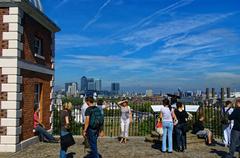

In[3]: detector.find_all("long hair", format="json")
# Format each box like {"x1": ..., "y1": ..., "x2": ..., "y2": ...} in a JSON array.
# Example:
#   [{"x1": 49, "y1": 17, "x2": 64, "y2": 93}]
[
  {"x1": 63, "y1": 102, "x2": 73, "y2": 110},
  {"x1": 163, "y1": 98, "x2": 171, "y2": 111}
]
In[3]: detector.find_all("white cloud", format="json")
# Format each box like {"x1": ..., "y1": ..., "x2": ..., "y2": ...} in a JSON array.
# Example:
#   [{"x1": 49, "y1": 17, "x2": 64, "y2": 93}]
[
  {"x1": 120, "y1": 13, "x2": 235, "y2": 56},
  {"x1": 56, "y1": 34, "x2": 114, "y2": 49},
  {"x1": 206, "y1": 72, "x2": 240, "y2": 79}
]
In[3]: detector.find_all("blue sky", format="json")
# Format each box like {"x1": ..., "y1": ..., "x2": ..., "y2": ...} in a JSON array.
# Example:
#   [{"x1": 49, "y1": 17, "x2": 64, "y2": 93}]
[{"x1": 42, "y1": 0, "x2": 240, "y2": 92}]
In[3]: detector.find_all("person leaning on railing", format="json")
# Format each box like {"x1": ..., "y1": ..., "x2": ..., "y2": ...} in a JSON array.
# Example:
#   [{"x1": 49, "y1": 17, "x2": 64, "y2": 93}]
[
  {"x1": 192, "y1": 115, "x2": 214, "y2": 146},
  {"x1": 117, "y1": 99, "x2": 132, "y2": 144}
]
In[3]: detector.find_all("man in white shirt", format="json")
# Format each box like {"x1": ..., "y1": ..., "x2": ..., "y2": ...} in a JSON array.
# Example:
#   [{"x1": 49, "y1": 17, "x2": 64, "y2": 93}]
[{"x1": 81, "y1": 98, "x2": 89, "y2": 148}]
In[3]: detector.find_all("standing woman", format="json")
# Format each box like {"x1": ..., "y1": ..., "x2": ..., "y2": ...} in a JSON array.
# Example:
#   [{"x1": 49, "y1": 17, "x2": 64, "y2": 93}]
[
  {"x1": 160, "y1": 98, "x2": 176, "y2": 153},
  {"x1": 174, "y1": 102, "x2": 189, "y2": 152},
  {"x1": 60, "y1": 102, "x2": 73, "y2": 158},
  {"x1": 222, "y1": 100, "x2": 234, "y2": 147},
  {"x1": 117, "y1": 100, "x2": 132, "y2": 144}
]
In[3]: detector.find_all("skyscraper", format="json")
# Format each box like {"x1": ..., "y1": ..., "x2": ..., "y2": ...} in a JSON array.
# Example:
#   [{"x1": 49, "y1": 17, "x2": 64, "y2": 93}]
[
  {"x1": 81, "y1": 76, "x2": 88, "y2": 91},
  {"x1": 65, "y1": 82, "x2": 78, "y2": 96},
  {"x1": 88, "y1": 78, "x2": 95, "y2": 91},
  {"x1": 95, "y1": 79, "x2": 102, "y2": 91},
  {"x1": 65, "y1": 82, "x2": 72, "y2": 92},
  {"x1": 111, "y1": 83, "x2": 120, "y2": 94}
]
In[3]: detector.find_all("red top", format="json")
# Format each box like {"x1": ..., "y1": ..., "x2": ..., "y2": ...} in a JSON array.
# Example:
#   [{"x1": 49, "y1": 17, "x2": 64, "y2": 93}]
[
  {"x1": 156, "y1": 121, "x2": 162, "y2": 128},
  {"x1": 33, "y1": 112, "x2": 39, "y2": 129}
]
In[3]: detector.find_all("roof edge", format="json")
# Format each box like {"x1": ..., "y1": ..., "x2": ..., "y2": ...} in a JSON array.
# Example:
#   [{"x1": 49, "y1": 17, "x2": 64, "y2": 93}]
[{"x1": 0, "y1": 0, "x2": 60, "y2": 32}]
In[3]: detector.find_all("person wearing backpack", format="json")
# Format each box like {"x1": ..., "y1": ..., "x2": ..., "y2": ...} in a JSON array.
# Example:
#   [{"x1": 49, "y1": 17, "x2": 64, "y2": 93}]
[
  {"x1": 221, "y1": 101, "x2": 234, "y2": 147},
  {"x1": 83, "y1": 96, "x2": 104, "y2": 158}
]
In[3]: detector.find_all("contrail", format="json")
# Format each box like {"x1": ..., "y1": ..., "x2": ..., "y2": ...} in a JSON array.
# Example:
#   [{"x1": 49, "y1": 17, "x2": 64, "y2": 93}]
[
  {"x1": 108, "y1": 0, "x2": 194, "y2": 39},
  {"x1": 55, "y1": 0, "x2": 70, "y2": 9},
  {"x1": 83, "y1": 0, "x2": 112, "y2": 31}
]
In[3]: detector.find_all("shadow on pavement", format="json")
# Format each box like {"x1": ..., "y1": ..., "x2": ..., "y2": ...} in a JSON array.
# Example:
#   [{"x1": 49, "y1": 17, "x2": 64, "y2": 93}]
[
  {"x1": 151, "y1": 142, "x2": 161, "y2": 150},
  {"x1": 210, "y1": 148, "x2": 228, "y2": 158},
  {"x1": 67, "y1": 152, "x2": 76, "y2": 158}
]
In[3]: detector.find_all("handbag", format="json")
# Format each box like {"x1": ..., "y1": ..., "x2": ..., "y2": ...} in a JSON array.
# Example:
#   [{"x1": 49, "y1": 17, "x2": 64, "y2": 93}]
[{"x1": 60, "y1": 132, "x2": 75, "y2": 148}]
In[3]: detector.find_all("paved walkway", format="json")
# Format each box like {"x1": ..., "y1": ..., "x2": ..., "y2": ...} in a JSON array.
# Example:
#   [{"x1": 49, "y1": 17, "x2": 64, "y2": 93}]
[{"x1": 0, "y1": 136, "x2": 235, "y2": 158}]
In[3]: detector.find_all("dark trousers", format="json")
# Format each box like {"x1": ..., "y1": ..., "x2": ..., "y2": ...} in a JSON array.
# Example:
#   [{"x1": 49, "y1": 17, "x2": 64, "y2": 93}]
[
  {"x1": 87, "y1": 128, "x2": 99, "y2": 158},
  {"x1": 35, "y1": 125, "x2": 55, "y2": 141},
  {"x1": 175, "y1": 124, "x2": 187, "y2": 150},
  {"x1": 228, "y1": 130, "x2": 240, "y2": 157}
]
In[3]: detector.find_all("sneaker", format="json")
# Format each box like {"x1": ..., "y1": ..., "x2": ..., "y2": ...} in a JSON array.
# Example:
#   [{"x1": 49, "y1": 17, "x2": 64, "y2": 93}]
[{"x1": 207, "y1": 143, "x2": 216, "y2": 146}]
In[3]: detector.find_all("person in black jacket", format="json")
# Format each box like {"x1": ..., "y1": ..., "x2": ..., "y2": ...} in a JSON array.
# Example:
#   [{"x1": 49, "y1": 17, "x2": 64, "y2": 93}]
[
  {"x1": 226, "y1": 98, "x2": 240, "y2": 158},
  {"x1": 175, "y1": 102, "x2": 189, "y2": 152},
  {"x1": 192, "y1": 115, "x2": 214, "y2": 146}
]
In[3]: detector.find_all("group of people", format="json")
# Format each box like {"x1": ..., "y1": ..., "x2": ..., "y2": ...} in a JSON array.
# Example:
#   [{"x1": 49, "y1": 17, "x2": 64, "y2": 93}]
[
  {"x1": 222, "y1": 98, "x2": 240, "y2": 158},
  {"x1": 156, "y1": 98, "x2": 193, "y2": 153},
  {"x1": 33, "y1": 96, "x2": 240, "y2": 158}
]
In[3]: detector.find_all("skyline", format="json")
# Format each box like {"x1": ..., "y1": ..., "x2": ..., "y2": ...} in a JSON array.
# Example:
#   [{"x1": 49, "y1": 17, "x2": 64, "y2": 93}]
[{"x1": 42, "y1": 0, "x2": 240, "y2": 91}]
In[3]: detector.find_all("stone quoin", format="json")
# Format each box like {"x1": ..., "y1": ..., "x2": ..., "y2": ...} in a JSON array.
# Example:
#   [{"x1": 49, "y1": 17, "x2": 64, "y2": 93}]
[{"x1": 0, "y1": 0, "x2": 60, "y2": 152}]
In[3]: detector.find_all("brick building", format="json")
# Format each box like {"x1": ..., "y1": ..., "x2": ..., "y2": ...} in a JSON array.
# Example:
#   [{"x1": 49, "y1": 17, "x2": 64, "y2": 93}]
[{"x1": 0, "y1": 0, "x2": 60, "y2": 152}]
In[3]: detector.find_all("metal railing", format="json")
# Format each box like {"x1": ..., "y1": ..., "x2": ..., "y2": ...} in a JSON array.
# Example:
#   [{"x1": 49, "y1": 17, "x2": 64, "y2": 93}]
[
  {"x1": 52, "y1": 102, "x2": 223, "y2": 139},
  {"x1": 52, "y1": 102, "x2": 156, "y2": 136}
]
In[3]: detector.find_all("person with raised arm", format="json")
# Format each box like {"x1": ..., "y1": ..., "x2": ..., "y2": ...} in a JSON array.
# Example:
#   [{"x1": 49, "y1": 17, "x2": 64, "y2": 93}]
[{"x1": 117, "y1": 99, "x2": 132, "y2": 144}]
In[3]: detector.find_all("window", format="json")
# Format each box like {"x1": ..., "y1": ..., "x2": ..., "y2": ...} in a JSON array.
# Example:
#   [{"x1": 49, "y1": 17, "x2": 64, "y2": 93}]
[
  {"x1": 34, "y1": 36, "x2": 43, "y2": 56},
  {"x1": 34, "y1": 84, "x2": 42, "y2": 108}
]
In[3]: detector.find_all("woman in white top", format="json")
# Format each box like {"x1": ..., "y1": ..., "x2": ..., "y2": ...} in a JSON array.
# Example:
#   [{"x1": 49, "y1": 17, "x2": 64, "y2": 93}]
[
  {"x1": 160, "y1": 98, "x2": 176, "y2": 153},
  {"x1": 222, "y1": 100, "x2": 234, "y2": 147},
  {"x1": 117, "y1": 100, "x2": 132, "y2": 144}
]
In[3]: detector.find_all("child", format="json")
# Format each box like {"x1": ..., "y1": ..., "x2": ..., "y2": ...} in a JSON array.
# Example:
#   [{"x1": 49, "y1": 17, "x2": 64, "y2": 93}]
[{"x1": 156, "y1": 117, "x2": 163, "y2": 136}]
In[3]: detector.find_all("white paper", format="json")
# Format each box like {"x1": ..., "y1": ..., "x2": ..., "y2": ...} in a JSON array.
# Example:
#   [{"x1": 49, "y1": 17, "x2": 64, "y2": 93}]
[
  {"x1": 185, "y1": 105, "x2": 200, "y2": 112},
  {"x1": 151, "y1": 105, "x2": 200, "y2": 112}
]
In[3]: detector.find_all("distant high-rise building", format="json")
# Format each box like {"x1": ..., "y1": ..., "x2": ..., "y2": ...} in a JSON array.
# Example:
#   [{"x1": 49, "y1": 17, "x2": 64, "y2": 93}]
[
  {"x1": 65, "y1": 82, "x2": 72, "y2": 92},
  {"x1": 66, "y1": 82, "x2": 78, "y2": 96},
  {"x1": 111, "y1": 83, "x2": 120, "y2": 94},
  {"x1": 88, "y1": 78, "x2": 95, "y2": 91},
  {"x1": 81, "y1": 76, "x2": 88, "y2": 91},
  {"x1": 95, "y1": 79, "x2": 102, "y2": 91}
]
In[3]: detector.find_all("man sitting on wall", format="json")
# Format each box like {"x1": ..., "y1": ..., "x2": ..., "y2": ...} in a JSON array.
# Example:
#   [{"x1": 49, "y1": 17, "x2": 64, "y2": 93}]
[
  {"x1": 192, "y1": 115, "x2": 214, "y2": 146},
  {"x1": 34, "y1": 106, "x2": 58, "y2": 143}
]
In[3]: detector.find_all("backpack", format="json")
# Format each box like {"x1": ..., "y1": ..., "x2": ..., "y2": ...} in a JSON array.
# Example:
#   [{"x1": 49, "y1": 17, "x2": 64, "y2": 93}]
[
  {"x1": 89, "y1": 106, "x2": 104, "y2": 130},
  {"x1": 221, "y1": 107, "x2": 231, "y2": 124}
]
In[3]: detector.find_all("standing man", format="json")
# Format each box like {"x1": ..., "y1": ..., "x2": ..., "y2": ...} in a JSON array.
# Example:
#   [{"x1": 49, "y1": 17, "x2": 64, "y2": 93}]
[
  {"x1": 226, "y1": 98, "x2": 240, "y2": 158},
  {"x1": 81, "y1": 97, "x2": 89, "y2": 147},
  {"x1": 84, "y1": 96, "x2": 104, "y2": 158}
]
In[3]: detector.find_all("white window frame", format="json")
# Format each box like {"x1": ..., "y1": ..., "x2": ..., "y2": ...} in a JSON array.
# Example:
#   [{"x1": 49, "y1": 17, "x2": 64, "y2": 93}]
[
  {"x1": 34, "y1": 84, "x2": 42, "y2": 108},
  {"x1": 34, "y1": 36, "x2": 45, "y2": 60}
]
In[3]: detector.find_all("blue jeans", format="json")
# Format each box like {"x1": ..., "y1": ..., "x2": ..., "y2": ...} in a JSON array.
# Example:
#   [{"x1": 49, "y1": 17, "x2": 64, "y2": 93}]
[
  {"x1": 227, "y1": 130, "x2": 240, "y2": 158},
  {"x1": 87, "y1": 128, "x2": 99, "y2": 158},
  {"x1": 35, "y1": 125, "x2": 55, "y2": 141},
  {"x1": 175, "y1": 123, "x2": 186, "y2": 150},
  {"x1": 60, "y1": 131, "x2": 69, "y2": 158},
  {"x1": 162, "y1": 121, "x2": 173, "y2": 152}
]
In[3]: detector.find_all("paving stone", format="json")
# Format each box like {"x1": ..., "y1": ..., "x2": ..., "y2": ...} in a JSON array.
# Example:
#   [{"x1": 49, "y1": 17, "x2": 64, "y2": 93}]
[{"x1": 0, "y1": 137, "x2": 238, "y2": 158}]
